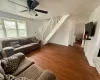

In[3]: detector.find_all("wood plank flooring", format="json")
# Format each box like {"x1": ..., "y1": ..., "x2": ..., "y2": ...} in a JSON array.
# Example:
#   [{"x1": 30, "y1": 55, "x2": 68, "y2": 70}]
[{"x1": 25, "y1": 43, "x2": 100, "y2": 80}]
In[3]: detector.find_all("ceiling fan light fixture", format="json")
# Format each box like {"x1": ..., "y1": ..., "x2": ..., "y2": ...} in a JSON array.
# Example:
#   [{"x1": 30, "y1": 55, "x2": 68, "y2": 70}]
[{"x1": 35, "y1": 14, "x2": 38, "y2": 16}]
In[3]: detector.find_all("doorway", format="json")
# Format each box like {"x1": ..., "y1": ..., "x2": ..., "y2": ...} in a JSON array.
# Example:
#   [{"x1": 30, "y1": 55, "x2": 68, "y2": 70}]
[
  {"x1": 73, "y1": 23, "x2": 85, "y2": 47},
  {"x1": 74, "y1": 35, "x2": 83, "y2": 47}
]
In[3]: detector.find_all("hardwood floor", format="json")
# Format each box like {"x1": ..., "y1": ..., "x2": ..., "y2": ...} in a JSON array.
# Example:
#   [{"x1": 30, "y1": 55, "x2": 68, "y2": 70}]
[{"x1": 25, "y1": 43, "x2": 100, "y2": 80}]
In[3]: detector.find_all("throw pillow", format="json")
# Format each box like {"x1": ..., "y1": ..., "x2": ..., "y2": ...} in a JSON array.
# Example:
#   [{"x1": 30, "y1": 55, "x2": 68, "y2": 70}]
[
  {"x1": 5, "y1": 74, "x2": 33, "y2": 80},
  {"x1": 31, "y1": 37, "x2": 38, "y2": 43},
  {"x1": 1, "y1": 56, "x2": 20, "y2": 74},
  {"x1": 27, "y1": 37, "x2": 33, "y2": 43}
]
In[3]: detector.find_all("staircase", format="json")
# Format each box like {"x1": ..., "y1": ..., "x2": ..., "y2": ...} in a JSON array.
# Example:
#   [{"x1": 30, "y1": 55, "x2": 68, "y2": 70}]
[{"x1": 42, "y1": 15, "x2": 69, "y2": 44}]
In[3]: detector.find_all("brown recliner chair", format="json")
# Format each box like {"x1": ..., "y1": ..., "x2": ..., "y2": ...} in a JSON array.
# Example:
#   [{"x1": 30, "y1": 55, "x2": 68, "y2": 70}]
[{"x1": 0, "y1": 53, "x2": 56, "y2": 80}]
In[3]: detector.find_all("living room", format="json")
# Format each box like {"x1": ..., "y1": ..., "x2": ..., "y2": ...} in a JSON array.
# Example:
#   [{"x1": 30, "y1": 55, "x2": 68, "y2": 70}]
[{"x1": 0, "y1": 0, "x2": 100, "y2": 80}]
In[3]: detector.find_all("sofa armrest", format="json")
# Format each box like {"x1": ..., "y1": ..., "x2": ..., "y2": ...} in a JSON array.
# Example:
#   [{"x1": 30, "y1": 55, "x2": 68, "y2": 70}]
[
  {"x1": 37, "y1": 70, "x2": 56, "y2": 80},
  {"x1": 2, "y1": 47, "x2": 15, "y2": 58},
  {"x1": 37, "y1": 40, "x2": 42, "y2": 44}
]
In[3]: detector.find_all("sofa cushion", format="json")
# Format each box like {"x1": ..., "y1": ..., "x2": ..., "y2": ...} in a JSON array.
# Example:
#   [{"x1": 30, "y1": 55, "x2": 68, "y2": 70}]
[
  {"x1": 12, "y1": 58, "x2": 34, "y2": 76},
  {"x1": 23, "y1": 43, "x2": 38, "y2": 48},
  {"x1": 14, "y1": 46, "x2": 26, "y2": 51},
  {"x1": 10, "y1": 41, "x2": 20, "y2": 48},
  {"x1": 1, "y1": 56, "x2": 20, "y2": 74},
  {"x1": 14, "y1": 45, "x2": 30, "y2": 53},
  {"x1": 14, "y1": 43, "x2": 38, "y2": 53},
  {"x1": 23, "y1": 43, "x2": 39, "y2": 51},
  {"x1": 19, "y1": 38, "x2": 30, "y2": 45},
  {"x1": 17, "y1": 64, "x2": 43, "y2": 80}
]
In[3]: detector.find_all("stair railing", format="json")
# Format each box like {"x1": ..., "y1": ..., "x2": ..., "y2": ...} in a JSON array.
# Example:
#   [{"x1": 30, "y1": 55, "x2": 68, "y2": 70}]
[{"x1": 42, "y1": 16, "x2": 61, "y2": 41}]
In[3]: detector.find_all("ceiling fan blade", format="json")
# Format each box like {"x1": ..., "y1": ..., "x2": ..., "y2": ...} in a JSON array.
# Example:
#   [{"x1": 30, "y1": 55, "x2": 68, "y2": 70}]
[
  {"x1": 8, "y1": 0, "x2": 28, "y2": 9},
  {"x1": 35, "y1": 9, "x2": 48, "y2": 14},
  {"x1": 20, "y1": 10, "x2": 28, "y2": 12}
]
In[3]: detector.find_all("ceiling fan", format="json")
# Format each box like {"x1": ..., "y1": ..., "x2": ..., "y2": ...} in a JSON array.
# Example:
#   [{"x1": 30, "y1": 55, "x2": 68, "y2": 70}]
[{"x1": 8, "y1": 0, "x2": 48, "y2": 16}]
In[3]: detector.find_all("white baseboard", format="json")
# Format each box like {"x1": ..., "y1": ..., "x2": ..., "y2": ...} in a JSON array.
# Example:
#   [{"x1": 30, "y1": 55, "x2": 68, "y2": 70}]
[{"x1": 85, "y1": 53, "x2": 95, "y2": 67}]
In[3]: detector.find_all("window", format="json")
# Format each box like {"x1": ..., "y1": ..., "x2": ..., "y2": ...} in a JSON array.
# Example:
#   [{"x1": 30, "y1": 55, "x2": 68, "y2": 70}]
[
  {"x1": 0, "y1": 19, "x2": 4, "y2": 38},
  {"x1": 0, "y1": 17, "x2": 27, "y2": 38},
  {"x1": 4, "y1": 20, "x2": 17, "y2": 37},
  {"x1": 17, "y1": 21, "x2": 27, "y2": 37},
  {"x1": 0, "y1": 25, "x2": 4, "y2": 38}
]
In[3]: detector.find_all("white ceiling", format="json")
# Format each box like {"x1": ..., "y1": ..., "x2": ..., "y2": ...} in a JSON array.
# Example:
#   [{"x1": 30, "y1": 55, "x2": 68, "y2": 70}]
[{"x1": 0, "y1": 0, "x2": 100, "y2": 21}]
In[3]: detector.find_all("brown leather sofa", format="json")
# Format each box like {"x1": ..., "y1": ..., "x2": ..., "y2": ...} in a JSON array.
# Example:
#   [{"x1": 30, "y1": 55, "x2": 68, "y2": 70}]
[
  {"x1": 1, "y1": 37, "x2": 41, "y2": 57},
  {"x1": 0, "y1": 53, "x2": 56, "y2": 80}
]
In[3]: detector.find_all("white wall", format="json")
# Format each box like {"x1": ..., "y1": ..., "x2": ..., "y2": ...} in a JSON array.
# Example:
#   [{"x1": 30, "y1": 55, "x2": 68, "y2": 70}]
[
  {"x1": 75, "y1": 23, "x2": 85, "y2": 40},
  {"x1": 0, "y1": 11, "x2": 45, "y2": 49},
  {"x1": 49, "y1": 18, "x2": 76, "y2": 46},
  {"x1": 68, "y1": 19, "x2": 76, "y2": 46},
  {"x1": 84, "y1": 5, "x2": 100, "y2": 67}
]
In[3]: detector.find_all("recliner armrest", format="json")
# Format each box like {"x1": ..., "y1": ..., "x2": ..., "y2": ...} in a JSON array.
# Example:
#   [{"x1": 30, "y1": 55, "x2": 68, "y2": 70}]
[
  {"x1": 12, "y1": 57, "x2": 34, "y2": 76},
  {"x1": 37, "y1": 70, "x2": 56, "y2": 80},
  {"x1": 14, "y1": 52, "x2": 25, "y2": 61}
]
